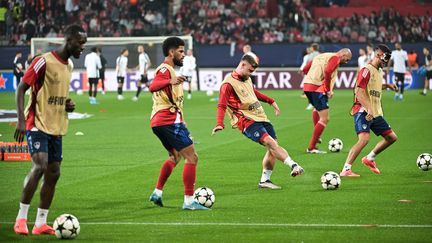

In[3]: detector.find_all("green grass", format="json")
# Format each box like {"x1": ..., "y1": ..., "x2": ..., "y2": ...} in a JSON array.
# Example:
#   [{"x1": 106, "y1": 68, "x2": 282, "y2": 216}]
[{"x1": 0, "y1": 90, "x2": 431, "y2": 242}]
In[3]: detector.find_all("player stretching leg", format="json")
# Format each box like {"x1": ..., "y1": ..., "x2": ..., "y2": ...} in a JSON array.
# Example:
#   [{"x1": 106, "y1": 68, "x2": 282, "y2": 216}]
[
  {"x1": 212, "y1": 53, "x2": 304, "y2": 190},
  {"x1": 14, "y1": 25, "x2": 86, "y2": 235},
  {"x1": 340, "y1": 44, "x2": 398, "y2": 177},
  {"x1": 302, "y1": 48, "x2": 352, "y2": 154},
  {"x1": 148, "y1": 37, "x2": 208, "y2": 210}
]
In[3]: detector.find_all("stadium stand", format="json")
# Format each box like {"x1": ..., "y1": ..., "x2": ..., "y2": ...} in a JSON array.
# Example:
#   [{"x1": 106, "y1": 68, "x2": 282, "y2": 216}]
[{"x1": 1, "y1": 0, "x2": 431, "y2": 46}]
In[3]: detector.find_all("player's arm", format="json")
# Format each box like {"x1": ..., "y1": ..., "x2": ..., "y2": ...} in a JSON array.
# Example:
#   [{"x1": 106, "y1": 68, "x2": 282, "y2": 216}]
[
  {"x1": 15, "y1": 57, "x2": 45, "y2": 142},
  {"x1": 355, "y1": 68, "x2": 373, "y2": 120},
  {"x1": 324, "y1": 56, "x2": 340, "y2": 92},
  {"x1": 146, "y1": 55, "x2": 151, "y2": 73},
  {"x1": 97, "y1": 55, "x2": 102, "y2": 69},
  {"x1": 115, "y1": 57, "x2": 119, "y2": 74},
  {"x1": 254, "y1": 89, "x2": 280, "y2": 116},
  {"x1": 302, "y1": 60, "x2": 312, "y2": 75},
  {"x1": 406, "y1": 52, "x2": 412, "y2": 72},
  {"x1": 386, "y1": 56, "x2": 393, "y2": 74},
  {"x1": 149, "y1": 68, "x2": 186, "y2": 92},
  {"x1": 426, "y1": 55, "x2": 432, "y2": 68},
  {"x1": 212, "y1": 83, "x2": 232, "y2": 135}
]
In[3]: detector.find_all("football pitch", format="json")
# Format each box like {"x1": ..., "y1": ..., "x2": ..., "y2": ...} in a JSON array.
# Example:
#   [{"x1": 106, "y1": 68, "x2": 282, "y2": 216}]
[{"x1": 0, "y1": 90, "x2": 431, "y2": 242}]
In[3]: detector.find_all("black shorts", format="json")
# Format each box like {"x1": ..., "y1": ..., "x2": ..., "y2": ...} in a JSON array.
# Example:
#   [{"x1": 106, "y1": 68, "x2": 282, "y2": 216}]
[
  {"x1": 426, "y1": 70, "x2": 432, "y2": 80},
  {"x1": 304, "y1": 91, "x2": 329, "y2": 111},
  {"x1": 394, "y1": 72, "x2": 405, "y2": 83},
  {"x1": 152, "y1": 123, "x2": 193, "y2": 152},
  {"x1": 26, "y1": 130, "x2": 63, "y2": 163},
  {"x1": 354, "y1": 112, "x2": 392, "y2": 136},
  {"x1": 88, "y1": 78, "x2": 99, "y2": 85},
  {"x1": 140, "y1": 75, "x2": 149, "y2": 84},
  {"x1": 99, "y1": 71, "x2": 105, "y2": 80},
  {"x1": 117, "y1": 76, "x2": 125, "y2": 83}
]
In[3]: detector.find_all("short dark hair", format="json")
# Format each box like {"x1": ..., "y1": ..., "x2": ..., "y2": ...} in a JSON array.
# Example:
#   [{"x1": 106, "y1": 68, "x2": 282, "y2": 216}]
[
  {"x1": 162, "y1": 37, "x2": 185, "y2": 57},
  {"x1": 241, "y1": 53, "x2": 259, "y2": 68},
  {"x1": 64, "y1": 25, "x2": 85, "y2": 39},
  {"x1": 311, "y1": 43, "x2": 319, "y2": 51},
  {"x1": 121, "y1": 48, "x2": 128, "y2": 54},
  {"x1": 90, "y1": 47, "x2": 98, "y2": 52}
]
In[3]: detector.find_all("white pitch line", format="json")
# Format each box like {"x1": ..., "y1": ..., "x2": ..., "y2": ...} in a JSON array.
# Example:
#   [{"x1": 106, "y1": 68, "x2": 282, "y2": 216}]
[{"x1": 1, "y1": 221, "x2": 431, "y2": 228}]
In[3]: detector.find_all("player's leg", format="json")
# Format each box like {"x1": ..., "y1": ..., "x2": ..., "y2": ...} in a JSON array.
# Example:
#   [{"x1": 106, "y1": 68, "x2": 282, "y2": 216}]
[
  {"x1": 100, "y1": 75, "x2": 106, "y2": 95},
  {"x1": 340, "y1": 133, "x2": 369, "y2": 177},
  {"x1": 362, "y1": 117, "x2": 397, "y2": 174},
  {"x1": 133, "y1": 76, "x2": 143, "y2": 100},
  {"x1": 258, "y1": 150, "x2": 280, "y2": 189},
  {"x1": 421, "y1": 72, "x2": 431, "y2": 95},
  {"x1": 33, "y1": 135, "x2": 63, "y2": 235},
  {"x1": 399, "y1": 73, "x2": 405, "y2": 99},
  {"x1": 14, "y1": 131, "x2": 49, "y2": 235},
  {"x1": 149, "y1": 126, "x2": 182, "y2": 207},
  {"x1": 187, "y1": 77, "x2": 192, "y2": 100},
  {"x1": 117, "y1": 77, "x2": 124, "y2": 100},
  {"x1": 307, "y1": 108, "x2": 329, "y2": 153}
]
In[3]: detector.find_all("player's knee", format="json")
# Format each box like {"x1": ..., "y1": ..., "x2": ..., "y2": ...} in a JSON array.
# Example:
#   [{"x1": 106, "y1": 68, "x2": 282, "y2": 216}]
[
  {"x1": 320, "y1": 117, "x2": 329, "y2": 124},
  {"x1": 31, "y1": 164, "x2": 47, "y2": 177},
  {"x1": 358, "y1": 138, "x2": 369, "y2": 147},
  {"x1": 189, "y1": 153, "x2": 199, "y2": 164},
  {"x1": 389, "y1": 133, "x2": 398, "y2": 143}
]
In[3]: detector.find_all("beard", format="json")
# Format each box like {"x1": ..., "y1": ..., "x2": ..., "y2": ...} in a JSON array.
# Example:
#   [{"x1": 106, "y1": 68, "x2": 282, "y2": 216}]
[{"x1": 174, "y1": 57, "x2": 183, "y2": 67}]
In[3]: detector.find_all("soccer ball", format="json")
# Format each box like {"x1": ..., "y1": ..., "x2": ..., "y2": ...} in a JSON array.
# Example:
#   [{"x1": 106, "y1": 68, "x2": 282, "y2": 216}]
[
  {"x1": 53, "y1": 214, "x2": 80, "y2": 239},
  {"x1": 194, "y1": 187, "x2": 215, "y2": 208},
  {"x1": 206, "y1": 90, "x2": 214, "y2": 96},
  {"x1": 417, "y1": 153, "x2": 432, "y2": 171},
  {"x1": 321, "y1": 171, "x2": 341, "y2": 190},
  {"x1": 328, "y1": 138, "x2": 343, "y2": 152}
]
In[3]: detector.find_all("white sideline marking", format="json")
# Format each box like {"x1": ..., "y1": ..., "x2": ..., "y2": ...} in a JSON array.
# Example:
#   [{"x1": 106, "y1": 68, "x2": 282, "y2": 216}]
[{"x1": 1, "y1": 221, "x2": 431, "y2": 228}]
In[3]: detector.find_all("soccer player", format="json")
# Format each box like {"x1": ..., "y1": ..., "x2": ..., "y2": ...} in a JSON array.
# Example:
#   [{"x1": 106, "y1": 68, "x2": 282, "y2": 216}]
[
  {"x1": 116, "y1": 48, "x2": 129, "y2": 100},
  {"x1": 358, "y1": 48, "x2": 368, "y2": 69},
  {"x1": 340, "y1": 44, "x2": 398, "y2": 177},
  {"x1": 303, "y1": 48, "x2": 352, "y2": 154},
  {"x1": 13, "y1": 25, "x2": 87, "y2": 235},
  {"x1": 243, "y1": 44, "x2": 258, "y2": 86},
  {"x1": 300, "y1": 43, "x2": 320, "y2": 110},
  {"x1": 211, "y1": 52, "x2": 304, "y2": 190},
  {"x1": 366, "y1": 43, "x2": 375, "y2": 62},
  {"x1": 84, "y1": 47, "x2": 102, "y2": 104},
  {"x1": 387, "y1": 42, "x2": 410, "y2": 101},
  {"x1": 132, "y1": 44, "x2": 151, "y2": 101},
  {"x1": 420, "y1": 47, "x2": 432, "y2": 96},
  {"x1": 148, "y1": 37, "x2": 208, "y2": 210},
  {"x1": 98, "y1": 47, "x2": 107, "y2": 95},
  {"x1": 179, "y1": 49, "x2": 196, "y2": 100}
]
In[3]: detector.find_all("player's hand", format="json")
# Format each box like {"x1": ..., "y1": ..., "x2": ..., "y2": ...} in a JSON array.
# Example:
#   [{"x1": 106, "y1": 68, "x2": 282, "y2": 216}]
[
  {"x1": 386, "y1": 83, "x2": 398, "y2": 91},
  {"x1": 211, "y1": 125, "x2": 224, "y2": 136},
  {"x1": 14, "y1": 120, "x2": 26, "y2": 143},
  {"x1": 271, "y1": 102, "x2": 281, "y2": 116},
  {"x1": 171, "y1": 76, "x2": 186, "y2": 85},
  {"x1": 65, "y1": 98, "x2": 75, "y2": 112},
  {"x1": 365, "y1": 112, "x2": 374, "y2": 121},
  {"x1": 326, "y1": 91, "x2": 334, "y2": 99}
]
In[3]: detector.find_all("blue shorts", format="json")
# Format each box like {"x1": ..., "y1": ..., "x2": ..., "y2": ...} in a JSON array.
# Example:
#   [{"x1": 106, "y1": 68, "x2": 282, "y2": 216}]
[
  {"x1": 26, "y1": 130, "x2": 63, "y2": 163},
  {"x1": 305, "y1": 91, "x2": 329, "y2": 111},
  {"x1": 354, "y1": 112, "x2": 392, "y2": 136},
  {"x1": 152, "y1": 123, "x2": 193, "y2": 152},
  {"x1": 243, "y1": 122, "x2": 277, "y2": 144}
]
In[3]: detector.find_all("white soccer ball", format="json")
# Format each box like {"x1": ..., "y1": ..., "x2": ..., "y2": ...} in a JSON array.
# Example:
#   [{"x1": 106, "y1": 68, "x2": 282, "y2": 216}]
[
  {"x1": 328, "y1": 138, "x2": 343, "y2": 152},
  {"x1": 206, "y1": 90, "x2": 214, "y2": 96},
  {"x1": 417, "y1": 153, "x2": 432, "y2": 171},
  {"x1": 321, "y1": 171, "x2": 341, "y2": 190},
  {"x1": 53, "y1": 214, "x2": 80, "y2": 239},
  {"x1": 194, "y1": 187, "x2": 215, "y2": 208},
  {"x1": 76, "y1": 90, "x2": 83, "y2": 95}
]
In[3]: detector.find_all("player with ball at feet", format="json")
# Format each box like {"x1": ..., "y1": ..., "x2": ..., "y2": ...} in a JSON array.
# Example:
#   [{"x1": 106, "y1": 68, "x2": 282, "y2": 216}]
[
  {"x1": 340, "y1": 44, "x2": 398, "y2": 177},
  {"x1": 13, "y1": 25, "x2": 87, "y2": 235},
  {"x1": 212, "y1": 52, "x2": 304, "y2": 190},
  {"x1": 148, "y1": 37, "x2": 208, "y2": 210}
]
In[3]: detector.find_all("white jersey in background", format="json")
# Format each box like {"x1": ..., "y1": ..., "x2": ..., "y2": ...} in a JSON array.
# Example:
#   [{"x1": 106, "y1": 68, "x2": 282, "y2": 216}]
[
  {"x1": 300, "y1": 51, "x2": 319, "y2": 71},
  {"x1": 139, "y1": 53, "x2": 151, "y2": 75},
  {"x1": 116, "y1": 55, "x2": 128, "y2": 77},
  {"x1": 84, "y1": 52, "x2": 102, "y2": 78},
  {"x1": 358, "y1": 55, "x2": 368, "y2": 69},
  {"x1": 179, "y1": 55, "x2": 197, "y2": 77},
  {"x1": 391, "y1": 49, "x2": 408, "y2": 73}
]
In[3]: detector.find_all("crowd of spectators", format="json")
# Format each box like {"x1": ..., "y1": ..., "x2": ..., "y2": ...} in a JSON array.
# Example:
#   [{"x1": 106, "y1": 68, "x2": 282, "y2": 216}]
[{"x1": 0, "y1": 0, "x2": 431, "y2": 47}]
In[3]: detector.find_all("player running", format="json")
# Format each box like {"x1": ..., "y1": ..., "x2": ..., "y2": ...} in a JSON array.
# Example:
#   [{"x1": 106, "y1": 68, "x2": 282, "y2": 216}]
[
  {"x1": 13, "y1": 25, "x2": 87, "y2": 235},
  {"x1": 212, "y1": 52, "x2": 304, "y2": 190},
  {"x1": 302, "y1": 48, "x2": 352, "y2": 154},
  {"x1": 340, "y1": 44, "x2": 398, "y2": 177},
  {"x1": 148, "y1": 37, "x2": 208, "y2": 210}
]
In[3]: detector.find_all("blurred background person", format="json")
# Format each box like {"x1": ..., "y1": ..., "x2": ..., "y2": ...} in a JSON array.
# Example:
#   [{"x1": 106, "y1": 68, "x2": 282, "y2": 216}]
[
  {"x1": 84, "y1": 47, "x2": 102, "y2": 104},
  {"x1": 98, "y1": 47, "x2": 107, "y2": 95},
  {"x1": 420, "y1": 47, "x2": 432, "y2": 96},
  {"x1": 116, "y1": 48, "x2": 129, "y2": 100},
  {"x1": 133, "y1": 44, "x2": 151, "y2": 101},
  {"x1": 13, "y1": 51, "x2": 23, "y2": 88},
  {"x1": 179, "y1": 49, "x2": 196, "y2": 100}
]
